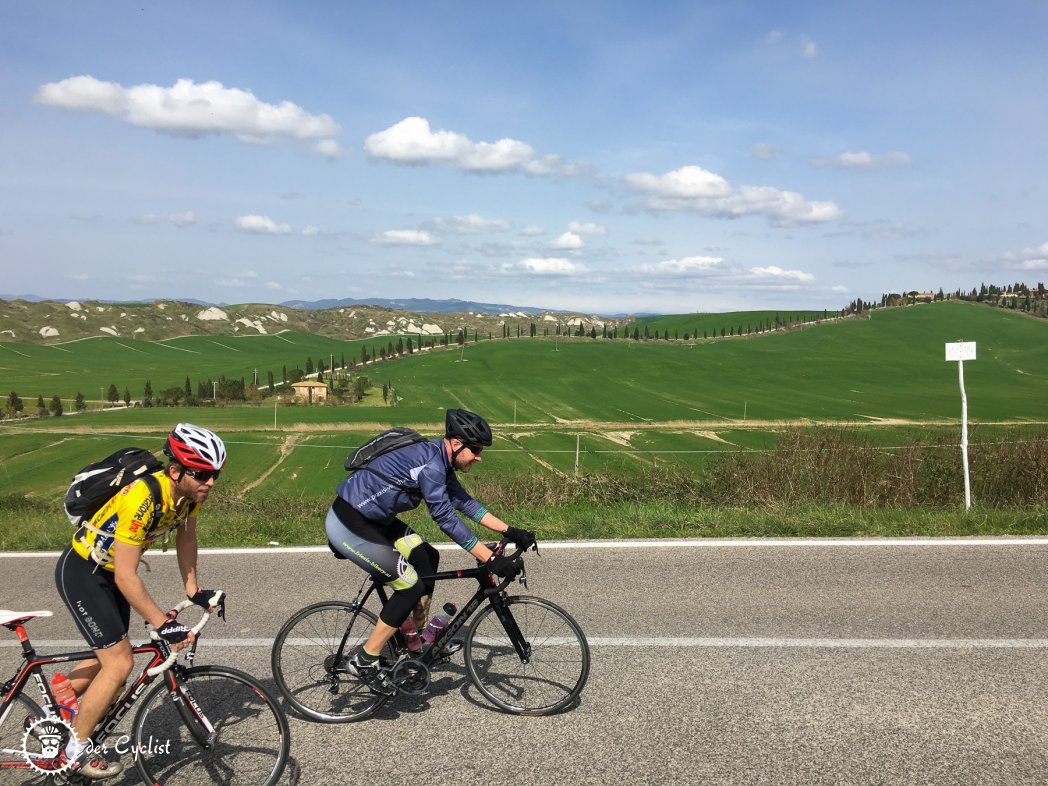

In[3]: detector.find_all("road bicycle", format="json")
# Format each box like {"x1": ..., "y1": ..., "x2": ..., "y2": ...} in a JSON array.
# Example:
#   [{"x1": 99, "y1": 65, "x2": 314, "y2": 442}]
[
  {"x1": 0, "y1": 598, "x2": 290, "y2": 785},
  {"x1": 271, "y1": 540, "x2": 590, "y2": 721}
]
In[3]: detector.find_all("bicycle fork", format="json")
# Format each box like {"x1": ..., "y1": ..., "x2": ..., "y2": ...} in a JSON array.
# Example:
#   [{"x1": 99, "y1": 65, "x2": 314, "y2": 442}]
[{"x1": 490, "y1": 595, "x2": 533, "y2": 664}]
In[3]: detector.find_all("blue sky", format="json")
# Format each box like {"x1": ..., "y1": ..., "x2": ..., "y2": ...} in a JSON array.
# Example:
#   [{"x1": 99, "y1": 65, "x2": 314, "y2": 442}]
[{"x1": 2, "y1": 1, "x2": 1046, "y2": 314}]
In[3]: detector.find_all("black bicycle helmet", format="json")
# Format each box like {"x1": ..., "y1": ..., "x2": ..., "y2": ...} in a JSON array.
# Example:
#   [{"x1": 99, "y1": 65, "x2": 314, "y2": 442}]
[{"x1": 445, "y1": 408, "x2": 493, "y2": 447}]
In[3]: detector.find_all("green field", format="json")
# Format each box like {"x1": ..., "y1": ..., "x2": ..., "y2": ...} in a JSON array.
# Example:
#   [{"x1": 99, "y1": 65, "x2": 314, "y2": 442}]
[
  {"x1": 5, "y1": 301, "x2": 1045, "y2": 422},
  {"x1": 2, "y1": 300, "x2": 1046, "y2": 548}
]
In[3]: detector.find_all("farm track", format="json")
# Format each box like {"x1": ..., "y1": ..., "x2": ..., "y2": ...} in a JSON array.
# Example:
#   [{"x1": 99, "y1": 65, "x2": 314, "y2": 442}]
[{"x1": 238, "y1": 433, "x2": 302, "y2": 494}]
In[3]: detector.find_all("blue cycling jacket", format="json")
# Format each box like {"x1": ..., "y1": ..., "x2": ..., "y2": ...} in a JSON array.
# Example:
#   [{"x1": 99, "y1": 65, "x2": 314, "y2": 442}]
[{"x1": 335, "y1": 438, "x2": 488, "y2": 551}]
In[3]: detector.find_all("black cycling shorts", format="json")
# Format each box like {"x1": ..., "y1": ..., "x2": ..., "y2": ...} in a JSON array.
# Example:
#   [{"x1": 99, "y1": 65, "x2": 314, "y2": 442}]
[
  {"x1": 54, "y1": 546, "x2": 131, "y2": 649},
  {"x1": 326, "y1": 496, "x2": 439, "y2": 627}
]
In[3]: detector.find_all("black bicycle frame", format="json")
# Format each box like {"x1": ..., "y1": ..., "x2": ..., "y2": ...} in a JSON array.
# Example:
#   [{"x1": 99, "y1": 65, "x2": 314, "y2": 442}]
[{"x1": 343, "y1": 559, "x2": 531, "y2": 669}]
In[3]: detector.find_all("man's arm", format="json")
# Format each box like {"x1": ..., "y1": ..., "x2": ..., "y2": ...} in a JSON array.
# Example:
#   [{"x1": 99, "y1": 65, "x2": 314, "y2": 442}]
[
  {"x1": 175, "y1": 516, "x2": 201, "y2": 599},
  {"x1": 112, "y1": 539, "x2": 174, "y2": 629}
]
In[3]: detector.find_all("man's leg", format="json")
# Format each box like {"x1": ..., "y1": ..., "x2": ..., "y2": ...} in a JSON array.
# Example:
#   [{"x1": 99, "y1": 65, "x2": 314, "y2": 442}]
[{"x1": 70, "y1": 640, "x2": 134, "y2": 745}]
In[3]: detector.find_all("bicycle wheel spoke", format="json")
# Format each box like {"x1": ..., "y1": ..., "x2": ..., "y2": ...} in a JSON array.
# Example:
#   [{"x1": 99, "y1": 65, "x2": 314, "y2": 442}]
[
  {"x1": 466, "y1": 596, "x2": 590, "y2": 715},
  {"x1": 0, "y1": 694, "x2": 46, "y2": 780},
  {"x1": 134, "y1": 666, "x2": 288, "y2": 786},
  {"x1": 271, "y1": 602, "x2": 387, "y2": 722}
]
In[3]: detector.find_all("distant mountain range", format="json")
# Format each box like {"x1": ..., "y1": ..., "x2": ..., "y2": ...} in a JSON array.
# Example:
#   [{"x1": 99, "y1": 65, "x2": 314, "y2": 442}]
[
  {"x1": 1, "y1": 294, "x2": 578, "y2": 316},
  {"x1": 279, "y1": 296, "x2": 552, "y2": 315}
]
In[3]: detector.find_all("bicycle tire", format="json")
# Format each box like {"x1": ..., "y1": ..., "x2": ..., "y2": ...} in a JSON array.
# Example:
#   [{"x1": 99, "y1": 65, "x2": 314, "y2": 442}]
[
  {"x1": 0, "y1": 694, "x2": 45, "y2": 780},
  {"x1": 271, "y1": 600, "x2": 389, "y2": 723},
  {"x1": 464, "y1": 595, "x2": 590, "y2": 716},
  {"x1": 132, "y1": 665, "x2": 289, "y2": 786}
]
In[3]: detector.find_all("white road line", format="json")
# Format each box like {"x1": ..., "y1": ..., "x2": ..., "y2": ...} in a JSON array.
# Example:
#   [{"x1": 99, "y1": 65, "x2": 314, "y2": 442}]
[
  {"x1": 5, "y1": 537, "x2": 1048, "y2": 558},
  {"x1": 6, "y1": 637, "x2": 1048, "y2": 650}
]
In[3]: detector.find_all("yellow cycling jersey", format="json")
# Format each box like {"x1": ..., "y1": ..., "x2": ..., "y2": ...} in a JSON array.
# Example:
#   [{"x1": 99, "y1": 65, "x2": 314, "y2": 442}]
[{"x1": 71, "y1": 470, "x2": 199, "y2": 570}]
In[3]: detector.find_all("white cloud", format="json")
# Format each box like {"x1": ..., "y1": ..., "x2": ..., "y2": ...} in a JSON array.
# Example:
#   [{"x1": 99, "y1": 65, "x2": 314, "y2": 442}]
[
  {"x1": 764, "y1": 30, "x2": 783, "y2": 45},
  {"x1": 811, "y1": 151, "x2": 912, "y2": 169},
  {"x1": 371, "y1": 229, "x2": 438, "y2": 246},
  {"x1": 234, "y1": 215, "x2": 292, "y2": 235},
  {"x1": 364, "y1": 116, "x2": 581, "y2": 177},
  {"x1": 625, "y1": 165, "x2": 730, "y2": 198},
  {"x1": 567, "y1": 221, "x2": 607, "y2": 236},
  {"x1": 519, "y1": 225, "x2": 546, "y2": 236},
  {"x1": 431, "y1": 214, "x2": 511, "y2": 234},
  {"x1": 639, "y1": 256, "x2": 723, "y2": 275},
  {"x1": 35, "y1": 76, "x2": 340, "y2": 153},
  {"x1": 750, "y1": 265, "x2": 815, "y2": 282},
  {"x1": 550, "y1": 231, "x2": 584, "y2": 250},
  {"x1": 301, "y1": 225, "x2": 320, "y2": 236},
  {"x1": 314, "y1": 139, "x2": 343, "y2": 159},
  {"x1": 801, "y1": 36, "x2": 817, "y2": 58},
  {"x1": 265, "y1": 281, "x2": 282, "y2": 289},
  {"x1": 625, "y1": 165, "x2": 841, "y2": 226},
  {"x1": 519, "y1": 257, "x2": 588, "y2": 275}
]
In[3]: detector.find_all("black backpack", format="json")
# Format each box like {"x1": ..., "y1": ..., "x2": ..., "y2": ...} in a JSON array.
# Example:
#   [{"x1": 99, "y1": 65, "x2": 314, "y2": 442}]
[
  {"x1": 65, "y1": 447, "x2": 164, "y2": 528},
  {"x1": 344, "y1": 427, "x2": 427, "y2": 489}
]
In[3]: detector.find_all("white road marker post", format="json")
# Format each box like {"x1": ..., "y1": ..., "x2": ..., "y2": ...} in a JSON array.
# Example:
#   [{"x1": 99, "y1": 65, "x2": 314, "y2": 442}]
[{"x1": 945, "y1": 341, "x2": 977, "y2": 511}]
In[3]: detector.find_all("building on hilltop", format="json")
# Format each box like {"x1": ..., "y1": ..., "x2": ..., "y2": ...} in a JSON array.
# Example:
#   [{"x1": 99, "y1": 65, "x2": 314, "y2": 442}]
[{"x1": 290, "y1": 380, "x2": 328, "y2": 404}]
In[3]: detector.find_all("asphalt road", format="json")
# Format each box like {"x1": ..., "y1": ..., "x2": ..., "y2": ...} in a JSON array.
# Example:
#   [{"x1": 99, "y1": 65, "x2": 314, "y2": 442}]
[{"x1": 2, "y1": 538, "x2": 1047, "y2": 785}]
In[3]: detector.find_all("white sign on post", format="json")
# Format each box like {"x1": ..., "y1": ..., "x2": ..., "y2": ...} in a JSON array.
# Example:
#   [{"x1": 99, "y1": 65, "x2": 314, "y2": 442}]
[
  {"x1": 945, "y1": 341, "x2": 976, "y2": 511},
  {"x1": 945, "y1": 342, "x2": 976, "y2": 362}
]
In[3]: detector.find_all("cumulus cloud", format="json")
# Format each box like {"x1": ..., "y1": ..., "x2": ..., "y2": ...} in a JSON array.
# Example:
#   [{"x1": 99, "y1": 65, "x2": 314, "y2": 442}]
[
  {"x1": 431, "y1": 214, "x2": 511, "y2": 234},
  {"x1": 750, "y1": 265, "x2": 815, "y2": 282},
  {"x1": 364, "y1": 116, "x2": 582, "y2": 177},
  {"x1": 519, "y1": 226, "x2": 546, "y2": 236},
  {"x1": 35, "y1": 76, "x2": 340, "y2": 153},
  {"x1": 567, "y1": 221, "x2": 607, "y2": 236},
  {"x1": 811, "y1": 151, "x2": 912, "y2": 169},
  {"x1": 519, "y1": 257, "x2": 588, "y2": 275},
  {"x1": 234, "y1": 215, "x2": 292, "y2": 235},
  {"x1": 639, "y1": 256, "x2": 723, "y2": 275},
  {"x1": 313, "y1": 139, "x2": 343, "y2": 159},
  {"x1": 1002, "y1": 240, "x2": 1048, "y2": 271},
  {"x1": 371, "y1": 229, "x2": 438, "y2": 246},
  {"x1": 625, "y1": 165, "x2": 841, "y2": 226},
  {"x1": 550, "y1": 231, "x2": 584, "y2": 250},
  {"x1": 301, "y1": 225, "x2": 320, "y2": 236}
]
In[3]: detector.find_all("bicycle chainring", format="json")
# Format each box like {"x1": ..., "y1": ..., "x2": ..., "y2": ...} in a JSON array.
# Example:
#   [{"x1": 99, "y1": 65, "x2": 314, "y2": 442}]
[{"x1": 391, "y1": 659, "x2": 430, "y2": 696}]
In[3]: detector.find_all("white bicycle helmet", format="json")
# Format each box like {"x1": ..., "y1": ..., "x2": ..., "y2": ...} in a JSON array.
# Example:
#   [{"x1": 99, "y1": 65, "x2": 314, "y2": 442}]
[{"x1": 163, "y1": 423, "x2": 227, "y2": 470}]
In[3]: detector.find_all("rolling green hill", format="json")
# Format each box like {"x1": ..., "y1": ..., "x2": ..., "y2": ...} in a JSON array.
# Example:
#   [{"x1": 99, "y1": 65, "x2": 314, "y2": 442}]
[{"x1": 3, "y1": 301, "x2": 1046, "y2": 422}]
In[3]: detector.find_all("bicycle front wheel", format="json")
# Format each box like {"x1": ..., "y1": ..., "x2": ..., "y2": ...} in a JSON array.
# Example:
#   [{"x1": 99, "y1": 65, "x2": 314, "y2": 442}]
[
  {"x1": 271, "y1": 601, "x2": 388, "y2": 722},
  {"x1": 132, "y1": 665, "x2": 289, "y2": 786},
  {"x1": 465, "y1": 595, "x2": 591, "y2": 716}
]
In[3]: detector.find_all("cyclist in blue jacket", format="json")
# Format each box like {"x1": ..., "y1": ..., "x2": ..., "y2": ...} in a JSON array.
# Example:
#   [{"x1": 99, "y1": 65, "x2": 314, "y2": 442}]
[{"x1": 326, "y1": 408, "x2": 535, "y2": 693}]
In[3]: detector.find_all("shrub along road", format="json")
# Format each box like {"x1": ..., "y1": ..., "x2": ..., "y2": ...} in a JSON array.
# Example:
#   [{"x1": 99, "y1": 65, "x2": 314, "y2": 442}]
[{"x1": 2, "y1": 538, "x2": 1046, "y2": 785}]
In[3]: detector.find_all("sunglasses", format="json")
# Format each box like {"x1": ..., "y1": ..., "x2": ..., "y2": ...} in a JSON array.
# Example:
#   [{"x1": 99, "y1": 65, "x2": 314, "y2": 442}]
[
  {"x1": 466, "y1": 444, "x2": 484, "y2": 455},
  {"x1": 183, "y1": 467, "x2": 221, "y2": 483}
]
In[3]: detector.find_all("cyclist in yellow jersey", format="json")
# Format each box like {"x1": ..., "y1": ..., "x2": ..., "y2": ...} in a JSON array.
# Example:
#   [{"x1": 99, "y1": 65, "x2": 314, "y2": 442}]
[{"x1": 53, "y1": 424, "x2": 227, "y2": 780}]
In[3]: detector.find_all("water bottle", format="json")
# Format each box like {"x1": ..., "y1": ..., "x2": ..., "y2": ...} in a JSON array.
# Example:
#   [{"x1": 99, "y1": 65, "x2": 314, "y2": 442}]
[
  {"x1": 51, "y1": 673, "x2": 80, "y2": 723},
  {"x1": 421, "y1": 602, "x2": 457, "y2": 644},
  {"x1": 400, "y1": 618, "x2": 422, "y2": 652}
]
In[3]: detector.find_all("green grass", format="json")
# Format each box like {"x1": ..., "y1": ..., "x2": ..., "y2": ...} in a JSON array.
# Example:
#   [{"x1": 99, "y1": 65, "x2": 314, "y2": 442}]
[{"x1": 4, "y1": 494, "x2": 1044, "y2": 552}]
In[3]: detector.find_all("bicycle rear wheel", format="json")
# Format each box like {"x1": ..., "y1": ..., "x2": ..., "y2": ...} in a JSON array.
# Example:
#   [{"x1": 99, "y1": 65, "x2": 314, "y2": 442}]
[
  {"x1": 465, "y1": 595, "x2": 590, "y2": 716},
  {"x1": 0, "y1": 694, "x2": 45, "y2": 781},
  {"x1": 132, "y1": 665, "x2": 289, "y2": 786},
  {"x1": 271, "y1": 601, "x2": 389, "y2": 722}
]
